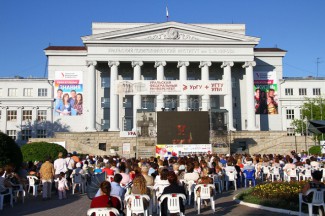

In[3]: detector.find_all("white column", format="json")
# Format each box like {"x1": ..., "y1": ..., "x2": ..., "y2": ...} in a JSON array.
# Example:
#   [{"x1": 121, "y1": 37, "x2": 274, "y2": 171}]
[
  {"x1": 243, "y1": 61, "x2": 257, "y2": 130},
  {"x1": 154, "y1": 61, "x2": 166, "y2": 111},
  {"x1": 87, "y1": 61, "x2": 97, "y2": 131},
  {"x1": 199, "y1": 61, "x2": 212, "y2": 111},
  {"x1": 108, "y1": 61, "x2": 120, "y2": 131},
  {"x1": 177, "y1": 61, "x2": 189, "y2": 111},
  {"x1": 221, "y1": 61, "x2": 235, "y2": 131},
  {"x1": 132, "y1": 61, "x2": 143, "y2": 131}
]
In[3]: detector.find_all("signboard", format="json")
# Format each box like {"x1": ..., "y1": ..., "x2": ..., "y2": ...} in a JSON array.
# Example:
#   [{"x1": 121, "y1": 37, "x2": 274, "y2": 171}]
[
  {"x1": 253, "y1": 71, "x2": 278, "y2": 115},
  {"x1": 122, "y1": 143, "x2": 131, "y2": 155},
  {"x1": 120, "y1": 131, "x2": 137, "y2": 138},
  {"x1": 115, "y1": 80, "x2": 225, "y2": 95},
  {"x1": 156, "y1": 144, "x2": 212, "y2": 158},
  {"x1": 54, "y1": 71, "x2": 84, "y2": 116},
  {"x1": 138, "y1": 148, "x2": 155, "y2": 158}
]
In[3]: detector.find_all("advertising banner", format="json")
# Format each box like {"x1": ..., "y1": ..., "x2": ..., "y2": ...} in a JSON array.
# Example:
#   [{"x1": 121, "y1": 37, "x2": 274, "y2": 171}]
[
  {"x1": 115, "y1": 80, "x2": 225, "y2": 95},
  {"x1": 54, "y1": 71, "x2": 83, "y2": 116},
  {"x1": 253, "y1": 71, "x2": 278, "y2": 115},
  {"x1": 156, "y1": 144, "x2": 212, "y2": 158}
]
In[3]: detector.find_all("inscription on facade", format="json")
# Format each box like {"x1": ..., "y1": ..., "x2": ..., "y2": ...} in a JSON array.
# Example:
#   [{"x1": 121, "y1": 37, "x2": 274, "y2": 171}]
[{"x1": 107, "y1": 47, "x2": 235, "y2": 55}]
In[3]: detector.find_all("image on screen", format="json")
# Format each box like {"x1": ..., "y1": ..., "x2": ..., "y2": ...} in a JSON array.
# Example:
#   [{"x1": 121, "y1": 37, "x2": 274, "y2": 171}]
[{"x1": 157, "y1": 111, "x2": 209, "y2": 144}]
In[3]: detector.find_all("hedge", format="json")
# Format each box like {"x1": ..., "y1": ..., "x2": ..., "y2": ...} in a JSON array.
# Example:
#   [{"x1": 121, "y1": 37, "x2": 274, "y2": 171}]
[
  {"x1": 21, "y1": 142, "x2": 68, "y2": 162},
  {"x1": 0, "y1": 132, "x2": 23, "y2": 169},
  {"x1": 308, "y1": 145, "x2": 321, "y2": 155}
]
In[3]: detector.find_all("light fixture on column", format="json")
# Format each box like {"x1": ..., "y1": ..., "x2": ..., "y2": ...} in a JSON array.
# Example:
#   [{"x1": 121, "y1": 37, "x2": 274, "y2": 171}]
[{"x1": 161, "y1": 107, "x2": 165, "y2": 112}]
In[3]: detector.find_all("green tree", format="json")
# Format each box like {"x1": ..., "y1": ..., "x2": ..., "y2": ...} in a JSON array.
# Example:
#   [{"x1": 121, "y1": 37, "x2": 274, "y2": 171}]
[
  {"x1": 0, "y1": 132, "x2": 23, "y2": 168},
  {"x1": 291, "y1": 96, "x2": 325, "y2": 142},
  {"x1": 21, "y1": 142, "x2": 67, "y2": 162}
]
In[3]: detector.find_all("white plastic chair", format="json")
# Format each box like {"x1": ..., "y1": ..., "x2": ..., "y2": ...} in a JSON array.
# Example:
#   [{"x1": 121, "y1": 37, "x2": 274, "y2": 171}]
[
  {"x1": 27, "y1": 175, "x2": 39, "y2": 197},
  {"x1": 194, "y1": 184, "x2": 215, "y2": 214},
  {"x1": 225, "y1": 171, "x2": 237, "y2": 191},
  {"x1": 110, "y1": 195, "x2": 123, "y2": 211},
  {"x1": 72, "y1": 174, "x2": 85, "y2": 194},
  {"x1": 0, "y1": 188, "x2": 13, "y2": 210},
  {"x1": 124, "y1": 194, "x2": 150, "y2": 216},
  {"x1": 286, "y1": 168, "x2": 298, "y2": 182},
  {"x1": 12, "y1": 184, "x2": 25, "y2": 203},
  {"x1": 299, "y1": 188, "x2": 325, "y2": 216},
  {"x1": 270, "y1": 167, "x2": 281, "y2": 182},
  {"x1": 261, "y1": 166, "x2": 271, "y2": 181},
  {"x1": 153, "y1": 184, "x2": 169, "y2": 213},
  {"x1": 87, "y1": 207, "x2": 120, "y2": 216},
  {"x1": 300, "y1": 168, "x2": 313, "y2": 181},
  {"x1": 159, "y1": 193, "x2": 186, "y2": 216},
  {"x1": 185, "y1": 180, "x2": 196, "y2": 205}
]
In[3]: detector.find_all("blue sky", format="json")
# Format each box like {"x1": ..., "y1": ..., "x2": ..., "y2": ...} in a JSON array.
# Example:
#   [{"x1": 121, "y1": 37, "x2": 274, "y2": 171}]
[{"x1": 0, "y1": 0, "x2": 324, "y2": 78}]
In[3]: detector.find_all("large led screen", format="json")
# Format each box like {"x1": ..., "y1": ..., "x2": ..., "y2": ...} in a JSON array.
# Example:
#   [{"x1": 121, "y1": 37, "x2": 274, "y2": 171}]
[{"x1": 157, "y1": 111, "x2": 209, "y2": 144}]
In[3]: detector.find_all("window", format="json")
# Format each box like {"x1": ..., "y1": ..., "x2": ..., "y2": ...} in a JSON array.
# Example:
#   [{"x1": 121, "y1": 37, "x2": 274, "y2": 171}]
[
  {"x1": 37, "y1": 110, "x2": 47, "y2": 121},
  {"x1": 285, "y1": 88, "x2": 293, "y2": 96},
  {"x1": 101, "y1": 97, "x2": 110, "y2": 108},
  {"x1": 8, "y1": 88, "x2": 17, "y2": 97},
  {"x1": 313, "y1": 88, "x2": 321, "y2": 95},
  {"x1": 7, "y1": 130, "x2": 16, "y2": 140},
  {"x1": 24, "y1": 88, "x2": 33, "y2": 97},
  {"x1": 299, "y1": 88, "x2": 307, "y2": 96},
  {"x1": 286, "y1": 109, "x2": 295, "y2": 119},
  {"x1": 38, "y1": 88, "x2": 48, "y2": 97},
  {"x1": 287, "y1": 127, "x2": 295, "y2": 136},
  {"x1": 37, "y1": 129, "x2": 47, "y2": 138},
  {"x1": 23, "y1": 110, "x2": 32, "y2": 121},
  {"x1": 101, "y1": 77, "x2": 110, "y2": 88},
  {"x1": 99, "y1": 143, "x2": 107, "y2": 151},
  {"x1": 21, "y1": 129, "x2": 32, "y2": 141},
  {"x1": 7, "y1": 110, "x2": 17, "y2": 121}
]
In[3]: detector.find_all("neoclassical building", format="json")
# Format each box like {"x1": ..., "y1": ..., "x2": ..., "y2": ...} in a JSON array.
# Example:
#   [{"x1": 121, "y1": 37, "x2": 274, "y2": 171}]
[{"x1": 2, "y1": 21, "x2": 322, "y2": 154}]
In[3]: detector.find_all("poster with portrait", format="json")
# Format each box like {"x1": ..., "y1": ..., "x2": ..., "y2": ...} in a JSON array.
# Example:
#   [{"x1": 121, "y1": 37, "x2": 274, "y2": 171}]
[
  {"x1": 253, "y1": 71, "x2": 278, "y2": 115},
  {"x1": 136, "y1": 111, "x2": 157, "y2": 137},
  {"x1": 54, "y1": 71, "x2": 83, "y2": 116}
]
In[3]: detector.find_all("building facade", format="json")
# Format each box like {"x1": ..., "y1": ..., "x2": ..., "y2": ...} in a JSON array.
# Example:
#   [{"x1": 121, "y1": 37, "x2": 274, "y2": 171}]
[{"x1": 0, "y1": 21, "x2": 322, "y2": 153}]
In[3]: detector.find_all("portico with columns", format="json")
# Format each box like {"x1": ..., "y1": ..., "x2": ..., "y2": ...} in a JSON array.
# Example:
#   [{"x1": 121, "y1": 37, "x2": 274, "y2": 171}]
[{"x1": 44, "y1": 21, "x2": 286, "y2": 134}]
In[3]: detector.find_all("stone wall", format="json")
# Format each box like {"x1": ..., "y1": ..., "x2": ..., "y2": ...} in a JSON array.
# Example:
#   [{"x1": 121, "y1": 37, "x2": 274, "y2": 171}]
[{"x1": 30, "y1": 131, "x2": 317, "y2": 157}]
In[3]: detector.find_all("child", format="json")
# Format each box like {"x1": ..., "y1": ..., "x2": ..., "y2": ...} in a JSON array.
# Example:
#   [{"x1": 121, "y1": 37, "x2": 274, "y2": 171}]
[{"x1": 55, "y1": 172, "x2": 69, "y2": 199}]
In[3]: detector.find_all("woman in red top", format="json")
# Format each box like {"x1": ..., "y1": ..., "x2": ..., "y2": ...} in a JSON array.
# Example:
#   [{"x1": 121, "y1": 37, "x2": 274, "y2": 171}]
[{"x1": 90, "y1": 181, "x2": 121, "y2": 216}]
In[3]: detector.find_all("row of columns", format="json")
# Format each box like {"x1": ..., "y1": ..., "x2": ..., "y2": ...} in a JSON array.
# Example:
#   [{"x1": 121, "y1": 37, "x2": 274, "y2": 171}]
[{"x1": 87, "y1": 60, "x2": 257, "y2": 132}]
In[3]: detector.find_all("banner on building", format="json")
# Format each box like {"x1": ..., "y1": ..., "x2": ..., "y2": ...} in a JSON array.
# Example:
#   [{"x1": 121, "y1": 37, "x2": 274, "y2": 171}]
[
  {"x1": 54, "y1": 71, "x2": 83, "y2": 116},
  {"x1": 156, "y1": 144, "x2": 212, "y2": 158},
  {"x1": 114, "y1": 80, "x2": 225, "y2": 95},
  {"x1": 137, "y1": 111, "x2": 157, "y2": 138},
  {"x1": 253, "y1": 71, "x2": 278, "y2": 115}
]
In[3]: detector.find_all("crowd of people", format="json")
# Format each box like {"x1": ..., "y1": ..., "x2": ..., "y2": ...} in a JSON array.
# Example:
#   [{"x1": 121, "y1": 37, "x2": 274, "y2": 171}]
[{"x1": 1, "y1": 150, "x2": 325, "y2": 215}]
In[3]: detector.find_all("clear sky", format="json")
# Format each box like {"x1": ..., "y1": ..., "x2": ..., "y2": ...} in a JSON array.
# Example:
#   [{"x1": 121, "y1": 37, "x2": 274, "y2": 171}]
[{"x1": 0, "y1": 0, "x2": 324, "y2": 78}]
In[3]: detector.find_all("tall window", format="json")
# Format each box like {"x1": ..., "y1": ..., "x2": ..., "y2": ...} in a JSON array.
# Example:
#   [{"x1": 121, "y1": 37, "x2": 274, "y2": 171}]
[
  {"x1": 8, "y1": 88, "x2": 18, "y2": 97},
  {"x1": 38, "y1": 88, "x2": 48, "y2": 97},
  {"x1": 37, "y1": 129, "x2": 47, "y2": 138},
  {"x1": 101, "y1": 77, "x2": 110, "y2": 88},
  {"x1": 23, "y1": 110, "x2": 33, "y2": 121},
  {"x1": 286, "y1": 109, "x2": 295, "y2": 119},
  {"x1": 285, "y1": 88, "x2": 293, "y2": 96},
  {"x1": 313, "y1": 88, "x2": 321, "y2": 95},
  {"x1": 7, "y1": 110, "x2": 17, "y2": 121},
  {"x1": 299, "y1": 88, "x2": 307, "y2": 96},
  {"x1": 24, "y1": 88, "x2": 33, "y2": 97},
  {"x1": 37, "y1": 110, "x2": 47, "y2": 121},
  {"x1": 21, "y1": 129, "x2": 32, "y2": 140},
  {"x1": 101, "y1": 97, "x2": 110, "y2": 108},
  {"x1": 7, "y1": 130, "x2": 16, "y2": 140}
]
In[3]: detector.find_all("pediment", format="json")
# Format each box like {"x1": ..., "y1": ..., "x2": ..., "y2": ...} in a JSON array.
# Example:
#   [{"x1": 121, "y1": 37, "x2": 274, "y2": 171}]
[{"x1": 82, "y1": 22, "x2": 260, "y2": 44}]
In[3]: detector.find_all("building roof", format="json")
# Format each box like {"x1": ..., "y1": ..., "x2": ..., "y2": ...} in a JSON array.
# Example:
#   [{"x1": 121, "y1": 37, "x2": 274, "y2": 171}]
[
  {"x1": 254, "y1": 48, "x2": 286, "y2": 52},
  {"x1": 44, "y1": 46, "x2": 86, "y2": 51}
]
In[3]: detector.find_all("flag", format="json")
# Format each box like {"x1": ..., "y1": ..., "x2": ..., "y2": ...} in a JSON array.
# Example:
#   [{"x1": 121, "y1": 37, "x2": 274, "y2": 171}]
[{"x1": 166, "y1": 6, "x2": 169, "y2": 21}]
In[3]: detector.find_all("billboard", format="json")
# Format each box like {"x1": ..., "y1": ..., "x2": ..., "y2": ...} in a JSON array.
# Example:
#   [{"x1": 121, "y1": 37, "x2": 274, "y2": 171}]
[
  {"x1": 254, "y1": 71, "x2": 278, "y2": 115},
  {"x1": 156, "y1": 144, "x2": 212, "y2": 158},
  {"x1": 137, "y1": 111, "x2": 157, "y2": 137},
  {"x1": 157, "y1": 111, "x2": 209, "y2": 144},
  {"x1": 54, "y1": 71, "x2": 83, "y2": 116}
]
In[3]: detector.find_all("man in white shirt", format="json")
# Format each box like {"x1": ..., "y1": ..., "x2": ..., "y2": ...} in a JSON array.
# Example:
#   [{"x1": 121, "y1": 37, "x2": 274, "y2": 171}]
[
  {"x1": 54, "y1": 152, "x2": 67, "y2": 189},
  {"x1": 65, "y1": 153, "x2": 75, "y2": 185}
]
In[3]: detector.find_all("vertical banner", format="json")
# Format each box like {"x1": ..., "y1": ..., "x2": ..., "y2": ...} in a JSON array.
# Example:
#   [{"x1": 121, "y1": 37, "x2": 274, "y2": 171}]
[
  {"x1": 136, "y1": 111, "x2": 157, "y2": 137},
  {"x1": 122, "y1": 143, "x2": 131, "y2": 155},
  {"x1": 253, "y1": 71, "x2": 278, "y2": 115},
  {"x1": 54, "y1": 71, "x2": 83, "y2": 116}
]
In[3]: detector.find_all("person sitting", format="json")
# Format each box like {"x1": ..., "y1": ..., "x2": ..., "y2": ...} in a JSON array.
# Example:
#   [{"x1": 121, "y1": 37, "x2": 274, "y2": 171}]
[
  {"x1": 130, "y1": 175, "x2": 151, "y2": 210},
  {"x1": 184, "y1": 163, "x2": 200, "y2": 182},
  {"x1": 110, "y1": 174, "x2": 125, "y2": 202},
  {"x1": 0, "y1": 167, "x2": 13, "y2": 194},
  {"x1": 141, "y1": 165, "x2": 154, "y2": 186},
  {"x1": 90, "y1": 181, "x2": 121, "y2": 216},
  {"x1": 160, "y1": 171, "x2": 186, "y2": 216},
  {"x1": 302, "y1": 170, "x2": 325, "y2": 202}
]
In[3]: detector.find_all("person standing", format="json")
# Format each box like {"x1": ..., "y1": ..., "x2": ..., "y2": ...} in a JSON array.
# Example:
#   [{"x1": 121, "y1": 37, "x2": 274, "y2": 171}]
[
  {"x1": 65, "y1": 153, "x2": 75, "y2": 186},
  {"x1": 54, "y1": 152, "x2": 67, "y2": 189},
  {"x1": 39, "y1": 156, "x2": 55, "y2": 200}
]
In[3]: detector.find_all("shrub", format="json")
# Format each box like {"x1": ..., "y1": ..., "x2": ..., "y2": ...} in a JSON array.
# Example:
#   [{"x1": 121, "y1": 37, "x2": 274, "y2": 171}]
[
  {"x1": 21, "y1": 142, "x2": 67, "y2": 162},
  {"x1": 309, "y1": 145, "x2": 321, "y2": 155},
  {"x1": 0, "y1": 132, "x2": 23, "y2": 169}
]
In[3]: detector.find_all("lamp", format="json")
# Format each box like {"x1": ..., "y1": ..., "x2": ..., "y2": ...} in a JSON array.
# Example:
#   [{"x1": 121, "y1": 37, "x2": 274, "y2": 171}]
[{"x1": 161, "y1": 107, "x2": 165, "y2": 111}]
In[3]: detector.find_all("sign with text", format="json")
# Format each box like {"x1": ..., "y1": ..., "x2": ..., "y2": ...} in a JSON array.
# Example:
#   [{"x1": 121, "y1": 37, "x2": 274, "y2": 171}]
[
  {"x1": 115, "y1": 80, "x2": 226, "y2": 95},
  {"x1": 156, "y1": 144, "x2": 212, "y2": 158},
  {"x1": 54, "y1": 71, "x2": 84, "y2": 116},
  {"x1": 122, "y1": 143, "x2": 131, "y2": 155}
]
